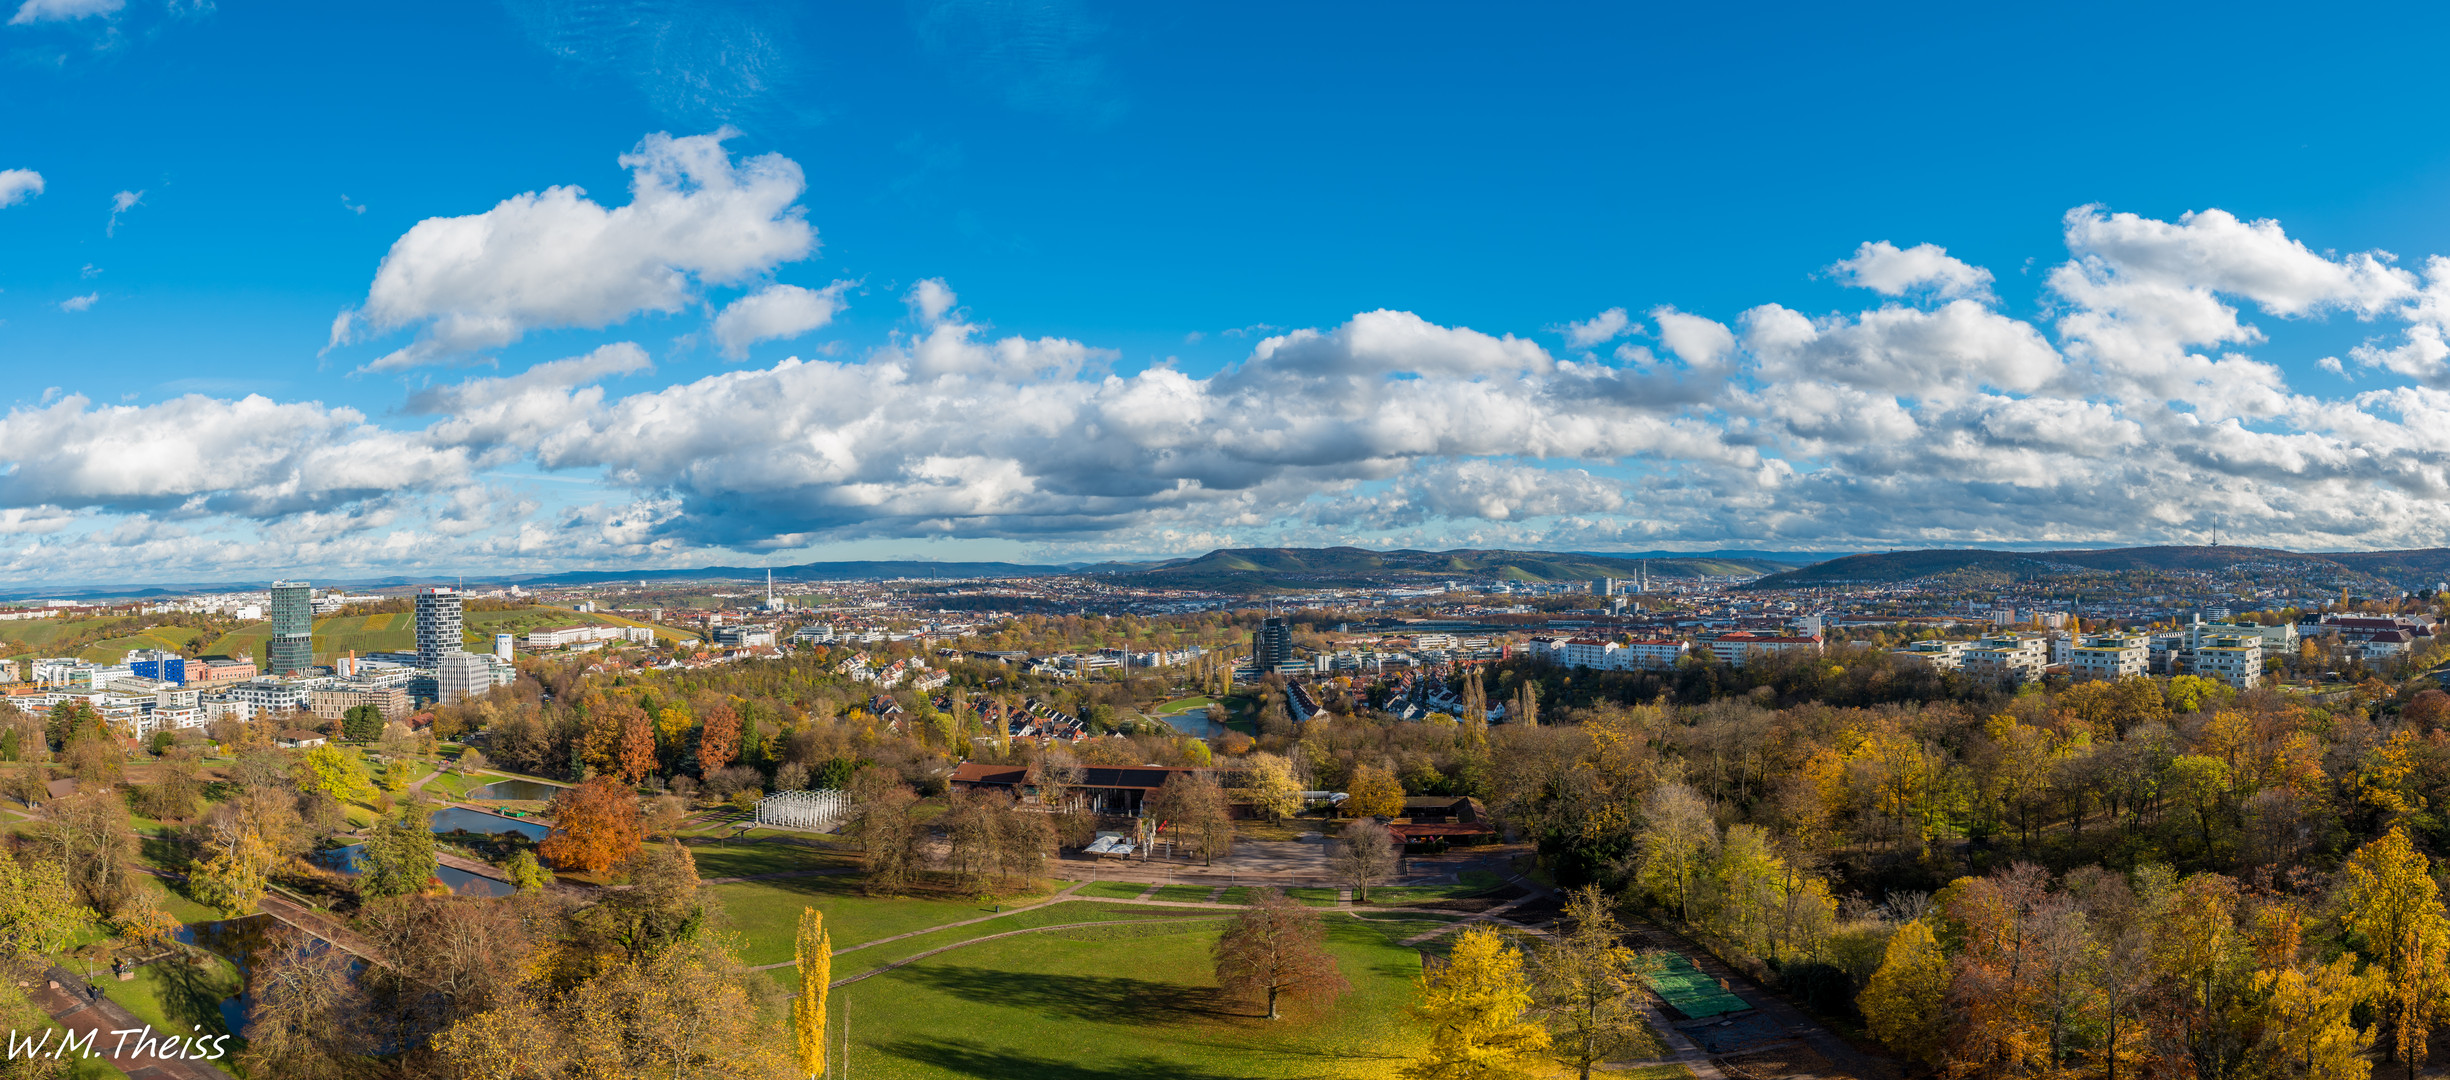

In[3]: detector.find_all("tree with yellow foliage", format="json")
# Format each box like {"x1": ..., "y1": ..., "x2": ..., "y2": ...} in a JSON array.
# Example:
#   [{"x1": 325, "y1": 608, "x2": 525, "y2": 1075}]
[
  {"x1": 795, "y1": 907, "x2": 830, "y2": 1080},
  {"x1": 1345, "y1": 763, "x2": 1405, "y2": 819},
  {"x1": 2339, "y1": 827, "x2": 2450, "y2": 1080},
  {"x1": 2254, "y1": 955, "x2": 2375, "y2": 1080},
  {"x1": 1859, "y1": 918, "x2": 1949, "y2": 1069},
  {"x1": 1406, "y1": 926, "x2": 1550, "y2": 1080}
]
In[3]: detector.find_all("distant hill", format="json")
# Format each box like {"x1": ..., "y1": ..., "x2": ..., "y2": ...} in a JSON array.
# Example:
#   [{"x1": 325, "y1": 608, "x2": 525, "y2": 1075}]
[
  {"x1": 1744, "y1": 545, "x2": 2450, "y2": 591},
  {"x1": 1113, "y1": 547, "x2": 1790, "y2": 591},
  {"x1": 500, "y1": 560, "x2": 1081, "y2": 586}
]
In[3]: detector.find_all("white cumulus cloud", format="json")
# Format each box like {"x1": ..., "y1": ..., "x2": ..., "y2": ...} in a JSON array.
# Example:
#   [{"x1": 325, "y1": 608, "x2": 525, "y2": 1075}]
[
  {"x1": 352, "y1": 129, "x2": 815, "y2": 371},
  {"x1": 713, "y1": 281, "x2": 848, "y2": 358},
  {"x1": 1828, "y1": 241, "x2": 1996, "y2": 302},
  {"x1": 0, "y1": 170, "x2": 42, "y2": 208},
  {"x1": 1558, "y1": 307, "x2": 1631, "y2": 348},
  {"x1": 57, "y1": 294, "x2": 96, "y2": 313}
]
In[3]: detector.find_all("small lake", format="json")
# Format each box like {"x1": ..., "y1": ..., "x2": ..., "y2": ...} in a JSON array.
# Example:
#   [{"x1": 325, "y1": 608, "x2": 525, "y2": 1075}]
[
  {"x1": 468, "y1": 779, "x2": 565, "y2": 801},
  {"x1": 1154, "y1": 710, "x2": 1224, "y2": 738},
  {"x1": 173, "y1": 914, "x2": 276, "y2": 1036},
  {"x1": 429, "y1": 806, "x2": 551, "y2": 841},
  {"x1": 312, "y1": 844, "x2": 516, "y2": 898}
]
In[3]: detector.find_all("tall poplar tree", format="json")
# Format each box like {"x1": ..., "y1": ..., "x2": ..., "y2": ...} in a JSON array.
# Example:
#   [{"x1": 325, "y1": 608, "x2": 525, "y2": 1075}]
[{"x1": 796, "y1": 907, "x2": 831, "y2": 1080}]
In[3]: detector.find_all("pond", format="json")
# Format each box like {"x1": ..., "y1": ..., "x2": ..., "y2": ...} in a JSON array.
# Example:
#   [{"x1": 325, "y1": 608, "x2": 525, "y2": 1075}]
[
  {"x1": 467, "y1": 778, "x2": 565, "y2": 801},
  {"x1": 429, "y1": 806, "x2": 551, "y2": 841},
  {"x1": 173, "y1": 914, "x2": 276, "y2": 1037},
  {"x1": 311, "y1": 844, "x2": 517, "y2": 899},
  {"x1": 1154, "y1": 710, "x2": 1225, "y2": 738}
]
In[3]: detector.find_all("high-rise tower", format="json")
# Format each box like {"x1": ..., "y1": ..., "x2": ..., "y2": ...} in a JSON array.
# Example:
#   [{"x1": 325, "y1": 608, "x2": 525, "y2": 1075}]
[
  {"x1": 1251, "y1": 616, "x2": 1292, "y2": 671},
  {"x1": 267, "y1": 581, "x2": 314, "y2": 676},
  {"x1": 415, "y1": 587, "x2": 464, "y2": 668}
]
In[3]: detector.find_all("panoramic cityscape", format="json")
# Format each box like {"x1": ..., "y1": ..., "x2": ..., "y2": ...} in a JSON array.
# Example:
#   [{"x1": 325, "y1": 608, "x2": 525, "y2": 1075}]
[{"x1": 7, "y1": 3, "x2": 2450, "y2": 1080}]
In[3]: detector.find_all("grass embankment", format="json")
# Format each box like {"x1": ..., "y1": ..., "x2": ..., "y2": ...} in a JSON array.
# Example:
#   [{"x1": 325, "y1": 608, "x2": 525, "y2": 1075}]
[{"x1": 101, "y1": 952, "x2": 245, "y2": 1064}]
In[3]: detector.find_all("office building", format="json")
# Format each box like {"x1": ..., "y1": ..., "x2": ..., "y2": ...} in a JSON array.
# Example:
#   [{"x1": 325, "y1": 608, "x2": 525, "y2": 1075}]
[
  {"x1": 415, "y1": 587, "x2": 463, "y2": 668},
  {"x1": 493, "y1": 633, "x2": 515, "y2": 661},
  {"x1": 266, "y1": 580, "x2": 315, "y2": 676},
  {"x1": 126, "y1": 648, "x2": 186, "y2": 685},
  {"x1": 1251, "y1": 616, "x2": 1293, "y2": 670},
  {"x1": 436, "y1": 651, "x2": 514, "y2": 704}
]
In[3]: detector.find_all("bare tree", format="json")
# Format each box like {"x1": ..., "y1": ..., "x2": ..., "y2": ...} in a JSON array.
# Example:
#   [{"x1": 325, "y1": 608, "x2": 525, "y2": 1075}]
[
  {"x1": 1212, "y1": 889, "x2": 1349, "y2": 1020},
  {"x1": 1151, "y1": 772, "x2": 1234, "y2": 866},
  {"x1": 1333, "y1": 818, "x2": 1399, "y2": 903}
]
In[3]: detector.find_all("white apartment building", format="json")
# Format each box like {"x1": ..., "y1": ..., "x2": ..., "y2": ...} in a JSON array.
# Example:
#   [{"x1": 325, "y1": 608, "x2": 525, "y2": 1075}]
[
  {"x1": 1560, "y1": 637, "x2": 1619, "y2": 669},
  {"x1": 1897, "y1": 639, "x2": 1972, "y2": 670},
  {"x1": 2191, "y1": 619, "x2": 2297, "y2": 655},
  {"x1": 525, "y1": 624, "x2": 628, "y2": 649},
  {"x1": 1619, "y1": 639, "x2": 1690, "y2": 669},
  {"x1": 2191, "y1": 634, "x2": 2263, "y2": 689},
  {"x1": 2069, "y1": 634, "x2": 2148, "y2": 681},
  {"x1": 1962, "y1": 635, "x2": 2050, "y2": 686}
]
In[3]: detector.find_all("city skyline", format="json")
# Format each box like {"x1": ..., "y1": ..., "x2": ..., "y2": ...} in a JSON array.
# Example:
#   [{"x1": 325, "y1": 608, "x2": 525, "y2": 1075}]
[{"x1": 7, "y1": 3, "x2": 2450, "y2": 581}]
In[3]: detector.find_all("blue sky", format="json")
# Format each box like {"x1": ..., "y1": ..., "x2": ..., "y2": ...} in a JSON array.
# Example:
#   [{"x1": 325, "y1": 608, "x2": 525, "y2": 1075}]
[{"x1": 5, "y1": 1, "x2": 2450, "y2": 583}]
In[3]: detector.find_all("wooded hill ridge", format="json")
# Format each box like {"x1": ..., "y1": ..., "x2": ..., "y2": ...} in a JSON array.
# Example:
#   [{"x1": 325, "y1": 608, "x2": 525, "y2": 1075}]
[{"x1": 1745, "y1": 545, "x2": 2450, "y2": 591}]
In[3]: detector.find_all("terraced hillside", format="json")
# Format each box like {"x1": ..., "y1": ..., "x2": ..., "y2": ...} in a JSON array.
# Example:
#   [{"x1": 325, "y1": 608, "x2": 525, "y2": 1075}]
[{"x1": 1116, "y1": 546, "x2": 1791, "y2": 591}]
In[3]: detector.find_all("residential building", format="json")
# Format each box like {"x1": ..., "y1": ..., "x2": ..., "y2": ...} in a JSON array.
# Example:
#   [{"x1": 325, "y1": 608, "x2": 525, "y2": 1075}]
[
  {"x1": 493, "y1": 633, "x2": 514, "y2": 661},
  {"x1": 1703, "y1": 632, "x2": 1823, "y2": 666},
  {"x1": 1897, "y1": 639, "x2": 1972, "y2": 670},
  {"x1": 2192, "y1": 619, "x2": 2298, "y2": 654},
  {"x1": 1559, "y1": 637, "x2": 1619, "y2": 670},
  {"x1": 266, "y1": 580, "x2": 314, "y2": 676},
  {"x1": 1961, "y1": 635, "x2": 2050, "y2": 686},
  {"x1": 415, "y1": 587, "x2": 463, "y2": 669},
  {"x1": 525, "y1": 624, "x2": 626, "y2": 649},
  {"x1": 308, "y1": 681, "x2": 413, "y2": 723},
  {"x1": 1618, "y1": 639, "x2": 1690, "y2": 669},
  {"x1": 2069, "y1": 634, "x2": 2149, "y2": 682},
  {"x1": 2192, "y1": 634, "x2": 2263, "y2": 689}
]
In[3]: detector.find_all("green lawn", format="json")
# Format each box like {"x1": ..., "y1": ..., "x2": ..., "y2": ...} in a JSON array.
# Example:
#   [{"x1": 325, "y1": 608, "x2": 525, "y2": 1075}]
[
  {"x1": 101, "y1": 951, "x2": 245, "y2": 1061},
  {"x1": 1149, "y1": 884, "x2": 1216, "y2": 903},
  {"x1": 1214, "y1": 887, "x2": 1255, "y2": 905},
  {"x1": 685, "y1": 840, "x2": 853, "y2": 879},
  {"x1": 1151, "y1": 696, "x2": 1218, "y2": 715},
  {"x1": 1358, "y1": 870, "x2": 1506, "y2": 906},
  {"x1": 709, "y1": 876, "x2": 1063, "y2": 967},
  {"x1": 1072, "y1": 880, "x2": 1152, "y2": 900},
  {"x1": 1286, "y1": 887, "x2": 1341, "y2": 907},
  {"x1": 813, "y1": 913, "x2": 1434, "y2": 1079},
  {"x1": 828, "y1": 902, "x2": 1228, "y2": 979}
]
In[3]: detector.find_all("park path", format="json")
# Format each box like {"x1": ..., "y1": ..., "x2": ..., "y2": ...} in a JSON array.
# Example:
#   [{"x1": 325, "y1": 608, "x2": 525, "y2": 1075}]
[{"x1": 27, "y1": 966, "x2": 234, "y2": 1080}]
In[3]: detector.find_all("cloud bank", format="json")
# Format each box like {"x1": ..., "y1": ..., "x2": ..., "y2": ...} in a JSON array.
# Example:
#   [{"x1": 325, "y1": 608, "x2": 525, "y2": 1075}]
[{"x1": 17, "y1": 136, "x2": 2450, "y2": 580}]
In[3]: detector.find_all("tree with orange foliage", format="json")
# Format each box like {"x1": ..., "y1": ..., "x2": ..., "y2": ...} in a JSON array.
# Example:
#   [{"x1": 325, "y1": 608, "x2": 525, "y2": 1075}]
[
  {"x1": 697, "y1": 702, "x2": 741, "y2": 775},
  {"x1": 540, "y1": 777, "x2": 644, "y2": 873},
  {"x1": 617, "y1": 708, "x2": 656, "y2": 784}
]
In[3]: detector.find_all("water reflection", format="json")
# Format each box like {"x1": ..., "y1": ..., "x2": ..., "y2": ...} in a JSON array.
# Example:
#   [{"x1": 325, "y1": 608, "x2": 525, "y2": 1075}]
[
  {"x1": 311, "y1": 845, "x2": 515, "y2": 898},
  {"x1": 429, "y1": 807, "x2": 550, "y2": 840},
  {"x1": 172, "y1": 914, "x2": 275, "y2": 1035}
]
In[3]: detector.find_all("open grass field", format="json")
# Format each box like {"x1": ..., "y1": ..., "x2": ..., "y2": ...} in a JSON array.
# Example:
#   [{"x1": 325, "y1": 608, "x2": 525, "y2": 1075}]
[
  {"x1": 816, "y1": 913, "x2": 1441, "y2": 1080},
  {"x1": 1151, "y1": 696, "x2": 1218, "y2": 715},
  {"x1": 1149, "y1": 883, "x2": 1217, "y2": 903},
  {"x1": 1072, "y1": 880, "x2": 1152, "y2": 900},
  {"x1": 824, "y1": 901, "x2": 1231, "y2": 980},
  {"x1": 1286, "y1": 887, "x2": 1341, "y2": 907},
  {"x1": 710, "y1": 876, "x2": 1064, "y2": 967},
  {"x1": 1357, "y1": 870, "x2": 1506, "y2": 906},
  {"x1": 684, "y1": 839, "x2": 854, "y2": 879}
]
